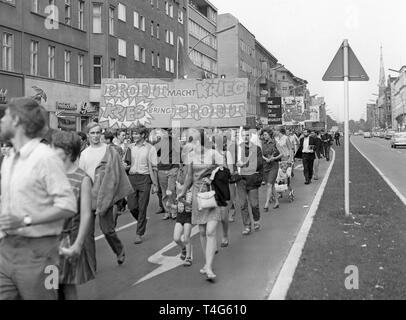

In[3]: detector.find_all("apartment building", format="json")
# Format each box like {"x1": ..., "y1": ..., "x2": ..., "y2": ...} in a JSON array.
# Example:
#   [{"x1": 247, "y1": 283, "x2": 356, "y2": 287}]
[
  {"x1": 0, "y1": 0, "x2": 188, "y2": 131},
  {"x1": 187, "y1": 0, "x2": 217, "y2": 78}
]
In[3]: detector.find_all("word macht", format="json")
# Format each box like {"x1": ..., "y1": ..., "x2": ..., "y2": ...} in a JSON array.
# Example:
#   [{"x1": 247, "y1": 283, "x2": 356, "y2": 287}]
[{"x1": 103, "y1": 80, "x2": 247, "y2": 100}]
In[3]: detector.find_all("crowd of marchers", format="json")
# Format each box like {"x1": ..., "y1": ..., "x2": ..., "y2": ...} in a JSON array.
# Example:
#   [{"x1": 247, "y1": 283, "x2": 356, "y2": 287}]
[{"x1": 0, "y1": 97, "x2": 337, "y2": 299}]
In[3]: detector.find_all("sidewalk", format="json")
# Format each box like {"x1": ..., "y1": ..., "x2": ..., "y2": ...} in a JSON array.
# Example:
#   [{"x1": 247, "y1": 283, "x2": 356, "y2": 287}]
[{"x1": 286, "y1": 142, "x2": 406, "y2": 299}]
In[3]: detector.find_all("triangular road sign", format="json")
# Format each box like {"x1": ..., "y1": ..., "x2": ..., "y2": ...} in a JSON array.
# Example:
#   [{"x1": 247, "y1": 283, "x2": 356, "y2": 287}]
[{"x1": 322, "y1": 41, "x2": 369, "y2": 81}]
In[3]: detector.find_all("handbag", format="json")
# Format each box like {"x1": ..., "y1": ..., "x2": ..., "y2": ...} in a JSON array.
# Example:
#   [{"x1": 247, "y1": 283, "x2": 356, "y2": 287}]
[{"x1": 196, "y1": 183, "x2": 218, "y2": 211}]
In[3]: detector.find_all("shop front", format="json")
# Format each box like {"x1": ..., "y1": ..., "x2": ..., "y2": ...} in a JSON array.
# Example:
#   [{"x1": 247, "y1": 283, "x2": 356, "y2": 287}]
[
  {"x1": 24, "y1": 77, "x2": 96, "y2": 131},
  {"x1": 0, "y1": 71, "x2": 24, "y2": 103}
]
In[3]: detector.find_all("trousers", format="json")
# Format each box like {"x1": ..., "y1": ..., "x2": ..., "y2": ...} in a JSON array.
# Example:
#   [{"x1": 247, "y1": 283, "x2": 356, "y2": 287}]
[
  {"x1": 0, "y1": 235, "x2": 59, "y2": 300},
  {"x1": 128, "y1": 174, "x2": 152, "y2": 236}
]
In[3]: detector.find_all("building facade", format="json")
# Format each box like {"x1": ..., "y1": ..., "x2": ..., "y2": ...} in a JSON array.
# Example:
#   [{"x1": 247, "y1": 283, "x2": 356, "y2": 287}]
[
  {"x1": 0, "y1": 0, "x2": 188, "y2": 131},
  {"x1": 391, "y1": 66, "x2": 406, "y2": 131},
  {"x1": 366, "y1": 103, "x2": 375, "y2": 130},
  {"x1": 187, "y1": 0, "x2": 217, "y2": 78}
]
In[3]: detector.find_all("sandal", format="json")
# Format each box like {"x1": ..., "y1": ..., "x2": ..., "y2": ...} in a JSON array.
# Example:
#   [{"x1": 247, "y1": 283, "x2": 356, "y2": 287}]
[
  {"x1": 206, "y1": 271, "x2": 217, "y2": 281},
  {"x1": 183, "y1": 257, "x2": 192, "y2": 267},
  {"x1": 199, "y1": 267, "x2": 207, "y2": 275},
  {"x1": 220, "y1": 239, "x2": 229, "y2": 248},
  {"x1": 180, "y1": 246, "x2": 187, "y2": 260}
]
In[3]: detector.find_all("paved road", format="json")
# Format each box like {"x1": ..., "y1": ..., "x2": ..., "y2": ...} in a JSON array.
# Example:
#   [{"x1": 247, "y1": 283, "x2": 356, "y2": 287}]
[
  {"x1": 351, "y1": 136, "x2": 406, "y2": 199},
  {"x1": 78, "y1": 158, "x2": 331, "y2": 300}
]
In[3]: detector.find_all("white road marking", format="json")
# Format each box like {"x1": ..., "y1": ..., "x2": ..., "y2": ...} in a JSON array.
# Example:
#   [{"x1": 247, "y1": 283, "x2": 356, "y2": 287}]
[
  {"x1": 95, "y1": 221, "x2": 137, "y2": 241},
  {"x1": 268, "y1": 149, "x2": 336, "y2": 300},
  {"x1": 351, "y1": 141, "x2": 406, "y2": 206},
  {"x1": 133, "y1": 226, "x2": 200, "y2": 286}
]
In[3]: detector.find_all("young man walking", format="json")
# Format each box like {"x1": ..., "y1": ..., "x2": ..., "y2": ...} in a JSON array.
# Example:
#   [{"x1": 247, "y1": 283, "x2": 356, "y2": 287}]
[
  {"x1": 0, "y1": 98, "x2": 77, "y2": 300},
  {"x1": 320, "y1": 129, "x2": 333, "y2": 161},
  {"x1": 79, "y1": 123, "x2": 133, "y2": 265},
  {"x1": 236, "y1": 127, "x2": 263, "y2": 235},
  {"x1": 125, "y1": 126, "x2": 159, "y2": 244}
]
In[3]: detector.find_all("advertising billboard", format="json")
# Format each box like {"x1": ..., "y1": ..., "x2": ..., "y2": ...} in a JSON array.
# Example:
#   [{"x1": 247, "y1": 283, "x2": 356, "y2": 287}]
[{"x1": 267, "y1": 97, "x2": 282, "y2": 125}]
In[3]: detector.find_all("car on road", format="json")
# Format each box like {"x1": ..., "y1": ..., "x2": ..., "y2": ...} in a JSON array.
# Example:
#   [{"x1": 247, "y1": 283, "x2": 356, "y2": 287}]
[
  {"x1": 363, "y1": 132, "x2": 372, "y2": 138},
  {"x1": 391, "y1": 132, "x2": 406, "y2": 148},
  {"x1": 378, "y1": 131, "x2": 385, "y2": 138},
  {"x1": 385, "y1": 130, "x2": 396, "y2": 140}
]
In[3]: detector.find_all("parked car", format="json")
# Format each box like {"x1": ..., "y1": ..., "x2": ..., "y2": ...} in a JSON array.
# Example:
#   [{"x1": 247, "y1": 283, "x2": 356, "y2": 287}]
[
  {"x1": 378, "y1": 131, "x2": 385, "y2": 138},
  {"x1": 363, "y1": 132, "x2": 372, "y2": 138},
  {"x1": 391, "y1": 132, "x2": 406, "y2": 148},
  {"x1": 385, "y1": 130, "x2": 396, "y2": 140}
]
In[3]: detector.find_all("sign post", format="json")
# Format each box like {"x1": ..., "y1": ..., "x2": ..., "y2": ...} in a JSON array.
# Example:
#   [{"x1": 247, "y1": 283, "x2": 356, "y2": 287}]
[{"x1": 323, "y1": 39, "x2": 369, "y2": 217}]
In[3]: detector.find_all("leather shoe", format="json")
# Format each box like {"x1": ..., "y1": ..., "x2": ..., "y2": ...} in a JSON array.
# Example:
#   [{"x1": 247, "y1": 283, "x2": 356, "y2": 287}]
[
  {"x1": 304, "y1": 181, "x2": 310, "y2": 185},
  {"x1": 134, "y1": 235, "x2": 142, "y2": 244},
  {"x1": 117, "y1": 250, "x2": 125, "y2": 265}
]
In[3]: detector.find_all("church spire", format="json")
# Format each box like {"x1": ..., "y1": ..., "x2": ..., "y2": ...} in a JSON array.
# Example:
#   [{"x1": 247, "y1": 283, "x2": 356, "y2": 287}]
[{"x1": 379, "y1": 45, "x2": 386, "y2": 88}]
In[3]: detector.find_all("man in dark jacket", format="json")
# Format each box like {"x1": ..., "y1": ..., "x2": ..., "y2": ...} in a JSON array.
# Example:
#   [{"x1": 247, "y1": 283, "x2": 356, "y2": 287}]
[
  {"x1": 296, "y1": 129, "x2": 317, "y2": 184},
  {"x1": 320, "y1": 129, "x2": 333, "y2": 161}
]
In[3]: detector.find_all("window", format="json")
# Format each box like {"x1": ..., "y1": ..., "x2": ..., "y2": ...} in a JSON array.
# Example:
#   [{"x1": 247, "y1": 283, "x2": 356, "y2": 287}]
[
  {"x1": 157, "y1": 53, "x2": 160, "y2": 69},
  {"x1": 31, "y1": 0, "x2": 39, "y2": 13},
  {"x1": 109, "y1": 58, "x2": 115, "y2": 78},
  {"x1": 65, "y1": 0, "x2": 71, "y2": 25},
  {"x1": 30, "y1": 40, "x2": 38, "y2": 76},
  {"x1": 118, "y1": 39, "x2": 126, "y2": 57},
  {"x1": 93, "y1": 56, "x2": 102, "y2": 85},
  {"x1": 118, "y1": 74, "x2": 126, "y2": 79},
  {"x1": 140, "y1": 16, "x2": 145, "y2": 31},
  {"x1": 134, "y1": 44, "x2": 140, "y2": 61},
  {"x1": 48, "y1": 46, "x2": 55, "y2": 78},
  {"x1": 78, "y1": 1, "x2": 85, "y2": 30},
  {"x1": 150, "y1": 0, "x2": 154, "y2": 6},
  {"x1": 170, "y1": 58, "x2": 174, "y2": 73},
  {"x1": 165, "y1": 57, "x2": 169, "y2": 72},
  {"x1": 156, "y1": 24, "x2": 160, "y2": 39},
  {"x1": 93, "y1": 4, "x2": 102, "y2": 33},
  {"x1": 140, "y1": 47, "x2": 146, "y2": 63},
  {"x1": 78, "y1": 54, "x2": 84, "y2": 84},
  {"x1": 169, "y1": 31, "x2": 174, "y2": 45},
  {"x1": 109, "y1": 7, "x2": 115, "y2": 35},
  {"x1": 165, "y1": 29, "x2": 169, "y2": 43},
  {"x1": 150, "y1": 21, "x2": 154, "y2": 37},
  {"x1": 2, "y1": 33, "x2": 13, "y2": 71},
  {"x1": 156, "y1": 0, "x2": 159, "y2": 9},
  {"x1": 169, "y1": 4, "x2": 173, "y2": 18},
  {"x1": 134, "y1": 11, "x2": 139, "y2": 28},
  {"x1": 165, "y1": 1, "x2": 168, "y2": 15},
  {"x1": 118, "y1": 3, "x2": 126, "y2": 22},
  {"x1": 64, "y1": 51, "x2": 71, "y2": 82},
  {"x1": 151, "y1": 51, "x2": 154, "y2": 67},
  {"x1": 178, "y1": 9, "x2": 183, "y2": 24}
]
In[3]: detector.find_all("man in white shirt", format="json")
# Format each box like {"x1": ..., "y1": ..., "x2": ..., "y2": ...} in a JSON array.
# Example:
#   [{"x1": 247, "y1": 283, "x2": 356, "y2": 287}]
[
  {"x1": 0, "y1": 98, "x2": 76, "y2": 300},
  {"x1": 79, "y1": 122, "x2": 126, "y2": 265},
  {"x1": 125, "y1": 126, "x2": 158, "y2": 244}
]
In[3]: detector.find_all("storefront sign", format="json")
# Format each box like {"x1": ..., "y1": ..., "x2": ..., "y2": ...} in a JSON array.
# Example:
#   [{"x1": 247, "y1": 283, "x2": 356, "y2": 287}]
[
  {"x1": 56, "y1": 101, "x2": 78, "y2": 113},
  {"x1": 79, "y1": 102, "x2": 98, "y2": 115},
  {"x1": 268, "y1": 97, "x2": 282, "y2": 125},
  {"x1": 99, "y1": 78, "x2": 248, "y2": 128}
]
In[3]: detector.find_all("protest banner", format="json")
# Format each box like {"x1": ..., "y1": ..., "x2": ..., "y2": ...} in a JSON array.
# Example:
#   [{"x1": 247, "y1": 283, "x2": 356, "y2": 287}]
[{"x1": 99, "y1": 78, "x2": 248, "y2": 128}]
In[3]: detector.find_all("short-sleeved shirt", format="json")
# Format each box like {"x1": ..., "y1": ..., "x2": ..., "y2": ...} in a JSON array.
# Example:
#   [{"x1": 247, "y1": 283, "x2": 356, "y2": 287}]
[
  {"x1": 128, "y1": 141, "x2": 157, "y2": 175},
  {"x1": 1, "y1": 138, "x2": 77, "y2": 238}
]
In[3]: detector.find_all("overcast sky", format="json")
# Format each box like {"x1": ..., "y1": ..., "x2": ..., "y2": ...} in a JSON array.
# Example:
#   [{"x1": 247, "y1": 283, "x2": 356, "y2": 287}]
[{"x1": 212, "y1": 0, "x2": 406, "y2": 122}]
